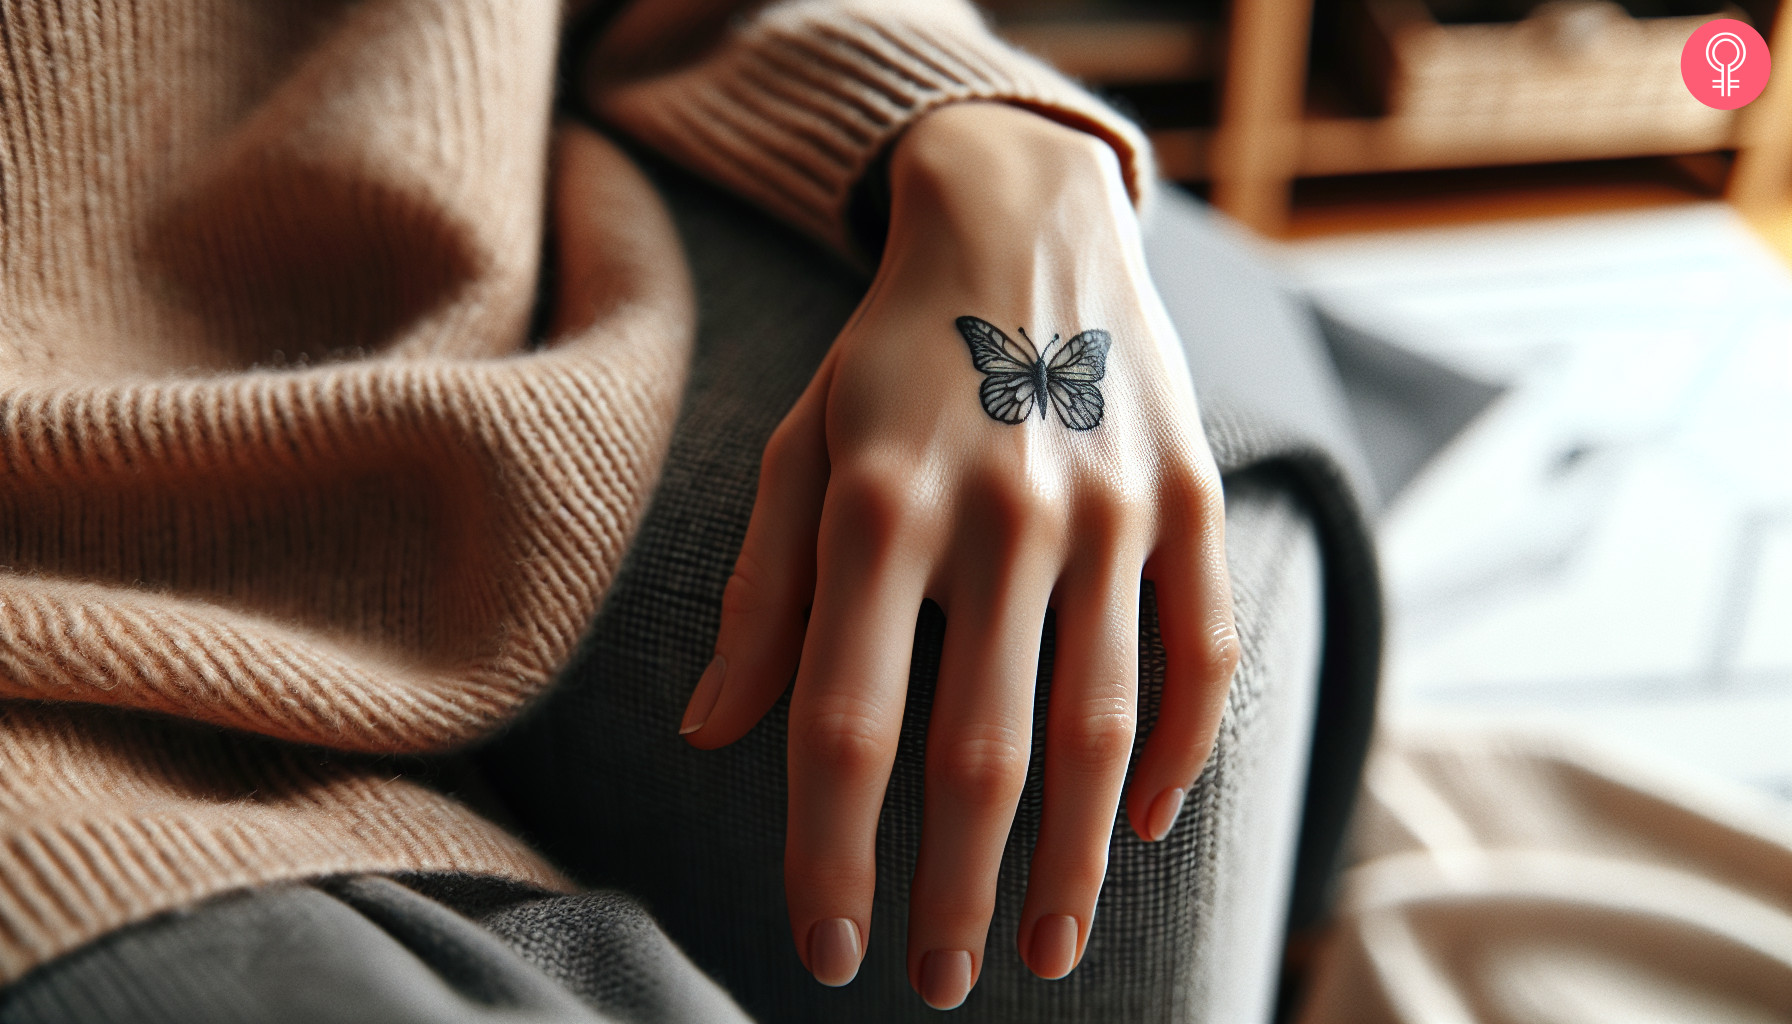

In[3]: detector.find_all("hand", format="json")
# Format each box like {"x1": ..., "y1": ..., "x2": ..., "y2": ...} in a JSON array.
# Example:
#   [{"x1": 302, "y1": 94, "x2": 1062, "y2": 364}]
[{"x1": 676, "y1": 103, "x2": 1239, "y2": 1010}]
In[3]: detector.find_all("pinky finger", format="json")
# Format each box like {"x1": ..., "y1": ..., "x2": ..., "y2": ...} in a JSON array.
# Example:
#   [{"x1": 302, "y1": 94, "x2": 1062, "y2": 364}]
[{"x1": 1126, "y1": 495, "x2": 1239, "y2": 842}]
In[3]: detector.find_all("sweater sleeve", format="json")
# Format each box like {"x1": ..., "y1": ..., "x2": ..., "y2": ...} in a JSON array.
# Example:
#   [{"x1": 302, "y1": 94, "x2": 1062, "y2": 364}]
[
  {"x1": 577, "y1": 0, "x2": 1154, "y2": 256},
  {"x1": 0, "y1": 2, "x2": 699, "y2": 757}
]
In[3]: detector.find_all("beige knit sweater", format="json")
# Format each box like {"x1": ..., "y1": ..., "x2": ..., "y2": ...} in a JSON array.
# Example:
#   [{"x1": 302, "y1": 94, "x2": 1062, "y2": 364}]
[{"x1": 0, "y1": 0, "x2": 1147, "y2": 983}]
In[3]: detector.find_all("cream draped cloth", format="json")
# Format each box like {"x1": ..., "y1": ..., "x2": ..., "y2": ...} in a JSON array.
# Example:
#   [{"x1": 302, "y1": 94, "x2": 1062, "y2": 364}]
[{"x1": 1298, "y1": 726, "x2": 1792, "y2": 1024}]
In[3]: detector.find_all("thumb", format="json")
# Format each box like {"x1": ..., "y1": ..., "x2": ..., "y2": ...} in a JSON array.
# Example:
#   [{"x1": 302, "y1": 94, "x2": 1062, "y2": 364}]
[{"x1": 679, "y1": 351, "x2": 835, "y2": 747}]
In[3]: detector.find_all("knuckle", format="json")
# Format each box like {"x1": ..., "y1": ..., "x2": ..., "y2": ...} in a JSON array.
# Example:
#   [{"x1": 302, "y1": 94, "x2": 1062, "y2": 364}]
[
  {"x1": 1080, "y1": 485, "x2": 1131, "y2": 530},
  {"x1": 1077, "y1": 482, "x2": 1150, "y2": 547},
  {"x1": 1207, "y1": 614, "x2": 1243, "y2": 678},
  {"x1": 760, "y1": 424, "x2": 797, "y2": 475},
  {"x1": 1165, "y1": 461, "x2": 1224, "y2": 518},
  {"x1": 897, "y1": 876, "x2": 986, "y2": 933},
  {"x1": 1046, "y1": 851, "x2": 1111, "y2": 896},
  {"x1": 932, "y1": 732, "x2": 1029, "y2": 808},
  {"x1": 794, "y1": 699, "x2": 895, "y2": 780},
  {"x1": 990, "y1": 479, "x2": 1055, "y2": 534},
  {"x1": 785, "y1": 856, "x2": 869, "y2": 898},
  {"x1": 832, "y1": 464, "x2": 924, "y2": 546},
  {"x1": 909, "y1": 901, "x2": 994, "y2": 939},
  {"x1": 719, "y1": 565, "x2": 764, "y2": 620},
  {"x1": 1055, "y1": 709, "x2": 1136, "y2": 776},
  {"x1": 721, "y1": 544, "x2": 801, "y2": 622},
  {"x1": 973, "y1": 468, "x2": 1069, "y2": 552}
]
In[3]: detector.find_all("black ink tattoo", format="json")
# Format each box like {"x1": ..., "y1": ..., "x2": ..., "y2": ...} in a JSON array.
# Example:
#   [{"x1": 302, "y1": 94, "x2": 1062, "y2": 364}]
[{"x1": 955, "y1": 316, "x2": 1111, "y2": 430}]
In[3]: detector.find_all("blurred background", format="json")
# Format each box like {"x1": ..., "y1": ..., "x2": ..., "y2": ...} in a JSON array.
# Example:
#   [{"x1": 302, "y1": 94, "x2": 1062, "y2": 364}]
[{"x1": 988, "y1": 0, "x2": 1792, "y2": 802}]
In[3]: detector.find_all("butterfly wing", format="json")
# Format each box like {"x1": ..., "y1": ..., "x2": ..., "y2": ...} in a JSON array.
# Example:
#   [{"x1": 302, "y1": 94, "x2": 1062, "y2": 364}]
[
  {"x1": 1045, "y1": 378, "x2": 1104, "y2": 430},
  {"x1": 956, "y1": 316, "x2": 1037, "y2": 373},
  {"x1": 980, "y1": 372, "x2": 1038, "y2": 424},
  {"x1": 1042, "y1": 329, "x2": 1111, "y2": 430},
  {"x1": 1044, "y1": 329, "x2": 1110, "y2": 382},
  {"x1": 958, "y1": 316, "x2": 1041, "y2": 424}
]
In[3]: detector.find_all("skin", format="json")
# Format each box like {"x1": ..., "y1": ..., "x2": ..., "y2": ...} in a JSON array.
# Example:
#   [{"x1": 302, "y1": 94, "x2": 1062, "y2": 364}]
[{"x1": 676, "y1": 102, "x2": 1240, "y2": 1010}]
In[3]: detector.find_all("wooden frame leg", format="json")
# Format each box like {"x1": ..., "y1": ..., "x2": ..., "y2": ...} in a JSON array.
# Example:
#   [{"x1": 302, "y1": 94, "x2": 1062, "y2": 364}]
[
  {"x1": 1210, "y1": 0, "x2": 1313, "y2": 235},
  {"x1": 1728, "y1": 4, "x2": 1792, "y2": 213}
]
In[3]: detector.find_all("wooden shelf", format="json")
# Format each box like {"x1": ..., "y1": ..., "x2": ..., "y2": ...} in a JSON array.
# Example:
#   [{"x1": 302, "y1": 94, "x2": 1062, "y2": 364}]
[
  {"x1": 1295, "y1": 114, "x2": 1741, "y2": 176},
  {"x1": 1209, "y1": 0, "x2": 1792, "y2": 233},
  {"x1": 996, "y1": 17, "x2": 1214, "y2": 84},
  {"x1": 1154, "y1": 112, "x2": 1741, "y2": 182},
  {"x1": 996, "y1": 1, "x2": 1792, "y2": 233}
]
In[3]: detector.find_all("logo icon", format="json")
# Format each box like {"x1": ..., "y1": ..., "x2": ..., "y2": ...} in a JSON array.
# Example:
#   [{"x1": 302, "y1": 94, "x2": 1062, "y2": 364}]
[
  {"x1": 1682, "y1": 19, "x2": 1770, "y2": 109},
  {"x1": 1708, "y1": 31, "x2": 1746, "y2": 97}
]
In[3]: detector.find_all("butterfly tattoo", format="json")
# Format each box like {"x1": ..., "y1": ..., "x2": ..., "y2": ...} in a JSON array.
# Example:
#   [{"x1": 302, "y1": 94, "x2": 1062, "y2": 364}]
[{"x1": 955, "y1": 315, "x2": 1112, "y2": 431}]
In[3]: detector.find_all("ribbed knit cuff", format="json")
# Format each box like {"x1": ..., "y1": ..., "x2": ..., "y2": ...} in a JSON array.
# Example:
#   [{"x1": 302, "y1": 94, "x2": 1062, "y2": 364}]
[{"x1": 582, "y1": 0, "x2": 1154, "y2": 258}]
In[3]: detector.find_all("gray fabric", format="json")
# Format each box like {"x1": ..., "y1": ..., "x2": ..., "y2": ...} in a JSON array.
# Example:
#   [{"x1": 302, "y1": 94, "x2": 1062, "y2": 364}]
[
  {"x1": 1183, "y1": 476, "x2": 1325, "y2": 1023},
  {"x1": 0, "y1": 876, "x2": 747, "y2": 1024},
  {"x1": 479, "y1": 165, "x2": 1379, "y2": 1022},
  {"x1": 1313, "y1": 307, "x2": 1505, "y2": 502},
  {"x1": 396, "y1": 876, "x2": 752, "y2": 1024},
  {"x1": 1147, "y1": 203, "x2": 1379, "y2": 512}
]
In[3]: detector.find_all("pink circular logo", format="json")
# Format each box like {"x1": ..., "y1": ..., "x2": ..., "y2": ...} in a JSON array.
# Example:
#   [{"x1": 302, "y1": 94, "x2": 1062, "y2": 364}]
[{"x1": 1682, "y1": 19, "x2": 1771, "y2": 109}]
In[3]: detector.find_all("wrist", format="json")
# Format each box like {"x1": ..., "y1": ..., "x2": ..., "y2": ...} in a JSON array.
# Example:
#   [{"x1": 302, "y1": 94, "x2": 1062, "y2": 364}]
[{"x1": 885, "y1": 103, "x2": 1136, "y2": 258}]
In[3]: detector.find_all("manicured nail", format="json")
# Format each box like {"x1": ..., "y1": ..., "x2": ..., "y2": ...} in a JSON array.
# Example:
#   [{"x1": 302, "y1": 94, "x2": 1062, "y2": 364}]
[
  {"x1": 1147, "y1": 787, "x2": 1186, "y2": 841},
  {"x1": 679, "y1": 655, "x2": 726, "y2": 735},
  {"x1": 1028, "y1": 915, "x2": 1079, "y2": 979},
  {"x1": 807, "y1": 918, "x2": 862, "y2": 987},
  {"x1": 919, "y1": 949, "x2": 973, "y2": 1010}
]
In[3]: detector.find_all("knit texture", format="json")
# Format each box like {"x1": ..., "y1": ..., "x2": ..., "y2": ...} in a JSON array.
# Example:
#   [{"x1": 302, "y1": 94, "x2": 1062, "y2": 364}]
[
  {"x1": 586, "y1": 0, "x2": 1155, "y2": 256},
  {"x1": 0, "y1": 0, "x2": 1151, "y2": 984}
]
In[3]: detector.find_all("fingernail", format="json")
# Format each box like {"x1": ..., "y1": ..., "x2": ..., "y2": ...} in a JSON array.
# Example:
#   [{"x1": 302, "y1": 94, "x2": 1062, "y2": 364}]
[
  {"x1": 1028, "y1": 915, "x2": 1079, "y2": 979},
  {"x1": 807, "y1": 918, "x2": 862, "y2": 987},
  {"x1": 1147, "y1": 787, "x2": 1186, "y2": 841},
  {"x1": 679, "y1": 655, "x2": 726, "y2": 735},
  {"x1": 919, "y1": 949, "x2": 973, "y2": 1010}
]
